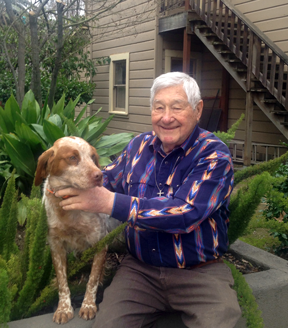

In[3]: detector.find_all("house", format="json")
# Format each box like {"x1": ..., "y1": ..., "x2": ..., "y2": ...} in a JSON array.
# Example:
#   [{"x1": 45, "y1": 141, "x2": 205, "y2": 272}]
[{"x1": 89, "y1": 0, "x2": 288, "y2": 165}]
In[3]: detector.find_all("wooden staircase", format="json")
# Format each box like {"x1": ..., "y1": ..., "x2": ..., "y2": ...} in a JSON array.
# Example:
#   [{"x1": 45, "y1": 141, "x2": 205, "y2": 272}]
[{"x1": 189, "y1": 0, "x2": 288, "y2": 139}]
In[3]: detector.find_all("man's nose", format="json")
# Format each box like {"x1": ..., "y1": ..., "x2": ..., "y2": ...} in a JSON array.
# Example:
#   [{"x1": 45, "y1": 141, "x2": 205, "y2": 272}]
[{"x1": 161, "y1": 108, "x2": 174, "y2": 122}]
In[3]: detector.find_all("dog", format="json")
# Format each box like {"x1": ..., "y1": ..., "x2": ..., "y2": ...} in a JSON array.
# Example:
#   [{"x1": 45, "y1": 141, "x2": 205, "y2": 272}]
[{"x1": 35, "y1": 136, "x2": 116, "y2": 324}]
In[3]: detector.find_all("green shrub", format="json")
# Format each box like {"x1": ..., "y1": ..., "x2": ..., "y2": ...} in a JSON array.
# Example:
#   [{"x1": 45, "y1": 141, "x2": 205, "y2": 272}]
[
  {"x1": 0, "y1": 90, "x2": 133, "y2": 196},
  {"x1": 262, "y1": 161, "x2": 288, "y2": 256},
  {"x1": 228, "y1": 172, "x2": 273, "y2": 245},
  {"x1": 0, "y1": 268, "x2": 12, "y2": 327},
  {"x1": 226, "y1": 261, "x2": 264, "y2": 328}
]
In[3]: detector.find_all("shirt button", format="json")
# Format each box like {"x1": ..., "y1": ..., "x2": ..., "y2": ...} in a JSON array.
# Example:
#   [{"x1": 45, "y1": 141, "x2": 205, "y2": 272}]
[
  {"x1": 152, "y1": 249, "x2": 156, "y2": 252},
  {"x1": 159, "y1": 183, "x2": 162, "y2": 187},
  {"x1": 165, "y1": 161, "x2": 168, "y2": 165}
]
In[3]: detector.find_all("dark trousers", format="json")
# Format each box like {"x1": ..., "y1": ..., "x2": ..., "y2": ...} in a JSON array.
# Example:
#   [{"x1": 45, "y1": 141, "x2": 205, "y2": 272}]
[{"x1": 93, "y1": 254, "x2": 241, "y2": 328}]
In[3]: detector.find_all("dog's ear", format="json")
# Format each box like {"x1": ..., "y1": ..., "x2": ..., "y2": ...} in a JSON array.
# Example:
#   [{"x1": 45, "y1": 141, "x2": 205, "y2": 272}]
[
  {"x1": 90, "y1": 146, "x2": 100, "y2": 168},
  {"x1": 34, "y1": 149, "x2": 54, "y2": 186}
]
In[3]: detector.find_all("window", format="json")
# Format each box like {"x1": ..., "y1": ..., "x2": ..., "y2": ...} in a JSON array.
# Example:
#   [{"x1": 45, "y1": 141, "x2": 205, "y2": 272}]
[
  {"x1": 109, "y1": 53, "x2": 129, "y2": 115},
  {"x1": 164, "y1": 50, "x2": 202, "y2": 86}
]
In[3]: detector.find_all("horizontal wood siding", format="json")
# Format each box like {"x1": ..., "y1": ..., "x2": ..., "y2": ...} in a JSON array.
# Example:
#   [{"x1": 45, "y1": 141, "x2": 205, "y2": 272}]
[
  {"x1": 230, "y1": 0, "x2": 288, "y2": 55},
  {"x1": 90, "y1": 0, "x2": 156, "y2": 136}
]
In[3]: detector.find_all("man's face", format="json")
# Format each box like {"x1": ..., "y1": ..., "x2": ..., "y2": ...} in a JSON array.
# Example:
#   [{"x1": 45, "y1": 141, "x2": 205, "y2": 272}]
[{"x1": 151, "y1": 84, "x2": 203, "y2": 154}]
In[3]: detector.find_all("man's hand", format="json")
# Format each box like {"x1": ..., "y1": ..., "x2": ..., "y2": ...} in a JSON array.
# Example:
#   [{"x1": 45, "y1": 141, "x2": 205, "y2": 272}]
[{"x1": 55, "y1": 186, "x2": 115, "y2": 215}]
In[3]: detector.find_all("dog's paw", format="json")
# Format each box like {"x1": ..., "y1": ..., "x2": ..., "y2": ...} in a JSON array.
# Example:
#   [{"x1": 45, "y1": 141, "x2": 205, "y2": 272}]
[
  {"x1": 79, "y1": 303, "x2": 97, "y2": 320},
  {"x1": 53, "y1": 306, "x2": 74, "y2": 324}
]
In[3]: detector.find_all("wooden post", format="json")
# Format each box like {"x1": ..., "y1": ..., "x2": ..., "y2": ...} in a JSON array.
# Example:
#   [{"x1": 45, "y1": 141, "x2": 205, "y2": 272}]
[
  {"x1": 183, "y1": 28, "x2": 191, "y2": 74},
  {"x1": 243, "y1": 33, "x2": 254, "y2": 166},
  {"x1": 219, "y1": 67, "x2": 230, "y2": 131}
]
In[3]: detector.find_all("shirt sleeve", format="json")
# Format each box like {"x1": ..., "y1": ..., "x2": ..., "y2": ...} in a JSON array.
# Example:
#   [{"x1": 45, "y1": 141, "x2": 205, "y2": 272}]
[{"x1": 111, "y1": 150, "x2": 234, "y2": 234}]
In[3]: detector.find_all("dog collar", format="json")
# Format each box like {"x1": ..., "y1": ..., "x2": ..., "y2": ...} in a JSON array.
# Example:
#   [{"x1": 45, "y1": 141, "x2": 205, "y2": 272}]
[{"x1": 46, "y1": 188, "x2": 72, "y2": 199}]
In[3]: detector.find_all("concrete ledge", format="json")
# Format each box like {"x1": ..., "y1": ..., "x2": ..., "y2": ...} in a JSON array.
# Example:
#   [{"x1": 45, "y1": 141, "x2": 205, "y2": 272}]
[
  {"x1": 231, "y1": 240, "x2": 288, "y2": 328},
  {"x1": 8, "y1": 309, "x2": 92, "y2": 328},
  {"x1": 8, "y1": 240, "x2": 288, "y2": 328}
]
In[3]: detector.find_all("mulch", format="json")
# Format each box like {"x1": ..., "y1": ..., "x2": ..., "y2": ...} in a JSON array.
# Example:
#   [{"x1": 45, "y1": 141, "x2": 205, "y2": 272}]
[{"x1": 222, "y1": 251, "x2": 263, "y2": 274}]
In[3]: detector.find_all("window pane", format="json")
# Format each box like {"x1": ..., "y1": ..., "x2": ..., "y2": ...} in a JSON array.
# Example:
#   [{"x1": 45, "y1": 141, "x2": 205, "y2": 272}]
[
  {"x1": 115, "y1": 60, "x2": 126, "y2": 84},
  {"x1": 116, "y1": 86, "x2": 125, "y2": 108}
]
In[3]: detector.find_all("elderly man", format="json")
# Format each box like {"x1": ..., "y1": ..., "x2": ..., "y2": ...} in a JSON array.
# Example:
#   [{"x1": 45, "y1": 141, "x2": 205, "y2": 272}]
[{"x1": 56, "y1": 72, "x2": 241, "y2": 328}]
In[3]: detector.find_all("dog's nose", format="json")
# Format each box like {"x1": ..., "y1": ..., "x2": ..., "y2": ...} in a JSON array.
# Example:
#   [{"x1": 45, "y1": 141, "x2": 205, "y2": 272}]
[{"x1": 93, "y1": 171, "x2": 103, "y2": 182}]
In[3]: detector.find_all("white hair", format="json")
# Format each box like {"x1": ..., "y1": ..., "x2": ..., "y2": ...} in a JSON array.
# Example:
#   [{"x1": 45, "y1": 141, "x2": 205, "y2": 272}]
[{"x1": 150, "y1": 72, "x2": 201, "y2": 110}]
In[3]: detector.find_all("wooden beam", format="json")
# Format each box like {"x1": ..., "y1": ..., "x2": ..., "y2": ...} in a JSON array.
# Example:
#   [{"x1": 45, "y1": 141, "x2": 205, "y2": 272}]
[
  {"x1": 219, "y1": 67, "x2": 230, "y2": 131},
  {"x1": 183, "y1": 28, "x2": 191, "y2": 74},
  {"x1": 244, "y1": 92, "x2": 253, "y2": 166},
  {"x1": 244, "y1": 33, "x2": 254, "y2": 166}
]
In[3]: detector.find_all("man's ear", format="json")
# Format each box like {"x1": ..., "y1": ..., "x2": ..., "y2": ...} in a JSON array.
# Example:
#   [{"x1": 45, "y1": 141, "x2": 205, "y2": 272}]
[
  {"x1": 196, "y1": 100, "x2": 203, "y2": 121},
  {"x1": 34, "y1": 149, "x2": 54, "y2": 186}
]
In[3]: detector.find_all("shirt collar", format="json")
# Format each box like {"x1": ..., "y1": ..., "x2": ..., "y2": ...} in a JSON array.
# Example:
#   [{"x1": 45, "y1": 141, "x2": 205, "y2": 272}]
[{"x1": 149, "y1": 125, "x2": 200, "y2": 155}]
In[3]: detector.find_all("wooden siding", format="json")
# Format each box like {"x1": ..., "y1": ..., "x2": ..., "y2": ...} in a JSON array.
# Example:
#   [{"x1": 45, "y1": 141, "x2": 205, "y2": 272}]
[
  {"x1": 90, "y1": 0, "x2": 156, "y2": 136},
  {"x1": 230, "y1": 0, "x2": 288, "y2": 55}
]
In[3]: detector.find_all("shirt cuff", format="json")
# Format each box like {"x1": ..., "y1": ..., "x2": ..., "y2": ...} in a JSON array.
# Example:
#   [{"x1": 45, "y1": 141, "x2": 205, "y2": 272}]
[{"x1": 112, "y1": 193, "x2": 139, "y2": 225}]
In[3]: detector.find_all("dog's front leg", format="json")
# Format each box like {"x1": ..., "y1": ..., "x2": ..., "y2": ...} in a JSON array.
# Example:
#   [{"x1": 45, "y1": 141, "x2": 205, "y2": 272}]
[
  {"x1": 51, "y1": 244, "x2": 74, "y2": 324},
  {"x1": 79, "y1": 246, "x2": 107, "y2": 320}
]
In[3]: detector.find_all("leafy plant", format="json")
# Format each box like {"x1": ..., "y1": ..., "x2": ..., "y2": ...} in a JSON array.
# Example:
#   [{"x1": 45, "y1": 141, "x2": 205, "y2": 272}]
[
  {"x1": 228, "y1": 172, "x2": 273, "y2": 245},
  {"x1": 226, "y1": 261, "x2": 264, "y2": 328},
  {"x1": 214, "y1": 113, "x2": 245, "y2": 146},
  {"x1": 0, "y1": 90, "x2": 133, "y2": 196},
  {"x1": 262, "y1": 161, "x2": 288, "y2": 256}
]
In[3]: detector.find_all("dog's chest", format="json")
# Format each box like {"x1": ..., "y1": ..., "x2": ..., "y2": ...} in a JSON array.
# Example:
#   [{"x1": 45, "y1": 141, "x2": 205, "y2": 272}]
[{"x1": 45, "y1": 197, "x2": 108, "y2": 251}]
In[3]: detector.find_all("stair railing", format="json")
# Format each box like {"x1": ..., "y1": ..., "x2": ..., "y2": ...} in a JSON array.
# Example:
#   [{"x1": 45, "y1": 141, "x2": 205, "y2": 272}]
[{"x1": 190, "y1": 0, "x2": 288, "y2": 110}]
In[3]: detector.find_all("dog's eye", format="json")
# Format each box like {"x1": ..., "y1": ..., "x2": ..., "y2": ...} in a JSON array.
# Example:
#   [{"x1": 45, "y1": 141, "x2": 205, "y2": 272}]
[
  {"x1": 69, "y1": 156, "x2": 77, "y2": 161},
  {"x1": 91, "y1": 154, "x2": 97, "y2": 163}
]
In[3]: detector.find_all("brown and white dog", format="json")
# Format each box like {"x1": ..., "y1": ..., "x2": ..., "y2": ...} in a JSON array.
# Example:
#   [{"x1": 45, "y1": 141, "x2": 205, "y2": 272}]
[{"x1": 35, "y1": 136, "x2": 116, "y2": 324}]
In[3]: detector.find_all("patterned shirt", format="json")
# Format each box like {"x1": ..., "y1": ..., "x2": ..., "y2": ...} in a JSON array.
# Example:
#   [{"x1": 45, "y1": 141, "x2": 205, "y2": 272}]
[{"x1": 103, "y1": 125, "x2": 234, "y2": 268}]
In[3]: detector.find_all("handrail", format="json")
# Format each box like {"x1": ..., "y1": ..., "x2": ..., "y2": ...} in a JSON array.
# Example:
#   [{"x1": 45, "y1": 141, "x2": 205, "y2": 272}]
[
  {"x1": 190, "y1": 0, "x2": 288, "y2": 109},
  {"x1": 216, "y1": 0, "x2": 288, "y2": 65}
]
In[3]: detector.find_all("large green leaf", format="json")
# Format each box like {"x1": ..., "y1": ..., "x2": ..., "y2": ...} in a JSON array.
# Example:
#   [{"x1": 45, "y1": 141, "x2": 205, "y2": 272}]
[
  {"x1": 0, "y1": 107, "x2": 13, "y2": 133},
  {"x1": 38, "y1": 95, "x2": 50, "y2": 125},
  {"x1": 2, "y1": 134, "x2": 36, "y2": 177},
  {"x1": 97, "y1": 141, "x2": 131, "y2": 157},
  {"x1": 94, "y1": 133, "x2": 134, "y2": 148},
  {"x1": 48, "y1": 114, "x2": 62, "y2": 129},
  {"x1": 43, "y1": 120, "x2": 65, "y2": 145},
  {"x1": 74, "y1": 99, "x2": 96, "y2": 125},
  {"x1": 63, "y1": 99, "x2": 76, "y2": 120},
  {"x1": 52, "y1": 94, "x2": 65, "y2": 115},
  {"x1": 77, "y1": 117, "x2": 92, "y2": 136},
  {"x1": 5, "y1": 94, "x2": 20, "y2": 115},
  {"x1": 21, "y1": 90, "x2": 40, "y2": 124},
  {"x1": 4, "y1": 94, "x2": 21, "y2": 129},
  {"x1": 15, "y1": 122, "x2": 47, "y2": 151},
  {"x1": 30, "y1": 124, "x2": 49, "y2": 145},
  {"x1": 99, "y1": 157, "x2": 112, "y2": 167},
  {"x1": 85, "y1": 115, "x2": 114, "y2": 143},
  {"x1": 60, "y1": 115, "x2": 81, "y2": 137}
]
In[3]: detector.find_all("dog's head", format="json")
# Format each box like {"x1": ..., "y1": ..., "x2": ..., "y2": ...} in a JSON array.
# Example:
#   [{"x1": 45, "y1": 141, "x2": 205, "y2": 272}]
[{"x1": 35, "y1": 136, "x2": 103, "y2": 189}]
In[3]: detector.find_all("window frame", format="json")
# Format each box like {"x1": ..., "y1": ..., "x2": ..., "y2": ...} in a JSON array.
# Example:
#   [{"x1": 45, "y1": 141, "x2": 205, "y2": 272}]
[
  {"x1": 164, "y1": 50, "x2": 202, "y2": 87},
  {"x1": 109, "y1": 53, "x2": 130, "y2": 115}
]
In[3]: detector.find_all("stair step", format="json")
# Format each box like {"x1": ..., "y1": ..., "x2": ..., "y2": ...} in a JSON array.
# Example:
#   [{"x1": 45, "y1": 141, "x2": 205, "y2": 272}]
[
  {"x1": 280, "y1": 122, "x2": 288, "y2": 126},
  {"x1": 197, "y1": 25, "x2": 211, "y2": 30},
  {"x1": 202, "y1": 33, "x2": 216, "y2": 37},
  {"x1": 251, "y1": 88, "x2": 267, "y2": 92},
  {"x1": 237, "y1": 68, "x2": 247, "y2": 72},
  {"x1": 218, "y1": 50, "x2": 233, "y2": 54},
  {"x1": 212, "y1": 41, "x2": 224, "y2": 45},
  {"x1": 226, "y1": 59, "x2": 241, "y2": 63},
  {"x1": 263, "y1": 99, "x2": 277, "y2": 104},
  {"x1": 271, "y1": 111, "x2": 288, "y2": 115}
]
